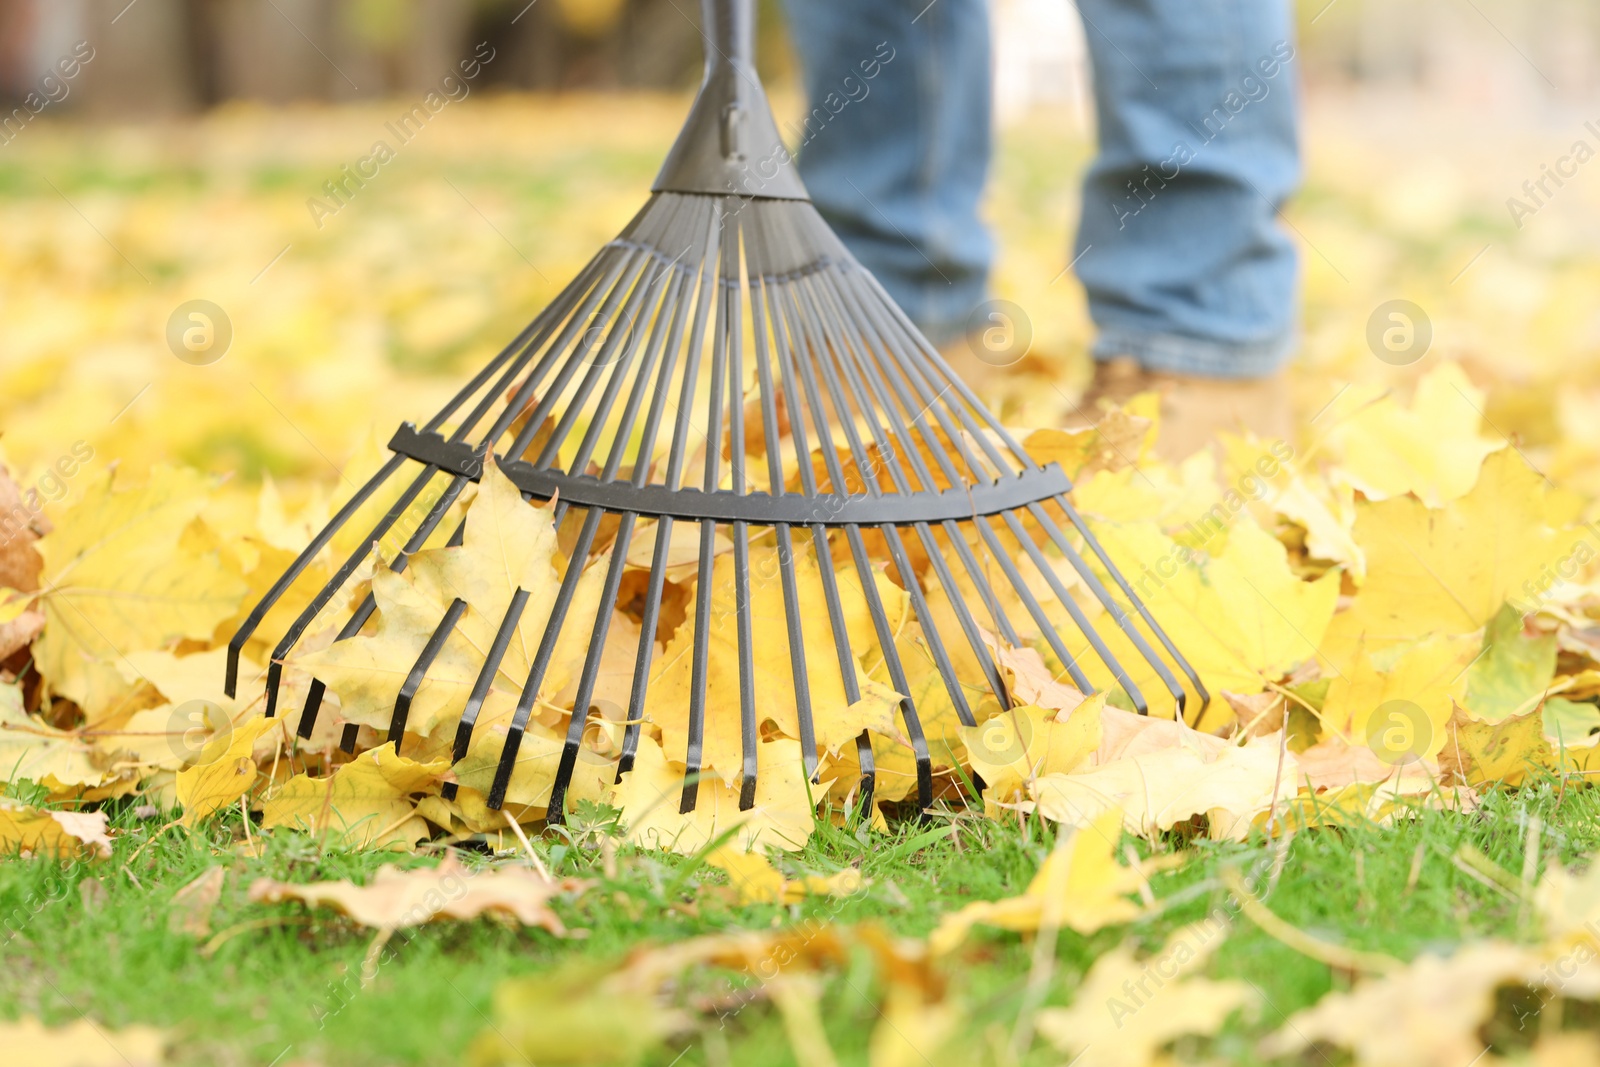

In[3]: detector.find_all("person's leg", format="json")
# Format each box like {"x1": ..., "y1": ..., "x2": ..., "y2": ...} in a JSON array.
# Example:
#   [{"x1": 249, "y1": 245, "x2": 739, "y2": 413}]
[
  {"x1": 1073, "y1": 0, "x2": 1302, "y2": 379},
  {"x1": 780, "y1": 0, "x2": 993, "y2": 344}
]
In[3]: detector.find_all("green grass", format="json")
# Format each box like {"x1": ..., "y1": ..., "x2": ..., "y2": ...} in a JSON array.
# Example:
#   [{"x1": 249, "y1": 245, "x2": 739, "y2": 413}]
[{"x1": 6, "y1": 781, "x2": 1600, "y2": 1066}]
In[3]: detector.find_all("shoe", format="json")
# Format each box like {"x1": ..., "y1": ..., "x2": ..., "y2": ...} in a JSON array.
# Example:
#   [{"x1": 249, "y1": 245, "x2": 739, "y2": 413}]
[{"x1": 1073, "y1": 357, "x2": 1293, "y2": 462}]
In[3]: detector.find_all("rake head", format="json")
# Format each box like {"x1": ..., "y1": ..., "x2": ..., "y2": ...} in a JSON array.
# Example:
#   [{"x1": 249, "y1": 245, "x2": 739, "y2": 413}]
[{"x1": 225, "y1": 0, "x2": 1208, "y2": 824}]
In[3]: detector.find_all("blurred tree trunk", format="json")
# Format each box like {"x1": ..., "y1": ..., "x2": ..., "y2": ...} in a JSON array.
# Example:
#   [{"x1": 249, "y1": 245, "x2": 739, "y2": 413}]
[
  {"x1": 75, "y1": 0, "x2": 199, "y2": 114},
  {"x1": 209, "y1": 0, "x2": 336, "y2": 103}
]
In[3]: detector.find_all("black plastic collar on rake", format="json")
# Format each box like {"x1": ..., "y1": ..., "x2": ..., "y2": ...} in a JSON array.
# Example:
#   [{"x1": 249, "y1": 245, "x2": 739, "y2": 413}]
[{"x1": 224, "y1": 0, "x2": 1209, "y2": 822}]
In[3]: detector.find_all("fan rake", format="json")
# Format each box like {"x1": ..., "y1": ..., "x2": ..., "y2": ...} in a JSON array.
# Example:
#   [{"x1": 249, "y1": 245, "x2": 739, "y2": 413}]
[{"x1": 225, "y1": 0, "x2": 1208, "y2": 824}]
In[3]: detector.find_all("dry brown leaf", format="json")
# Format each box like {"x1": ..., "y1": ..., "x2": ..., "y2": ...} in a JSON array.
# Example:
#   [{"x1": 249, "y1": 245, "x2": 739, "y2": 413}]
[
  {"x1": 249, "y1": 854, "x2": 585, "y2": 933},
  {"x1": 169, "y1": 865, "x2": 226, "y2": 938}
]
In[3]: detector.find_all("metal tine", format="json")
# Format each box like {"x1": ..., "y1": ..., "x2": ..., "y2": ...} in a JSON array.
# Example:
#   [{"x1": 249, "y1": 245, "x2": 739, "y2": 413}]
[
  {"x1": 770, "y1": 207, "x2": 931, "y2": 812},
  {"x1": 531, "y1": 199, "x2": 695, "y2": 479},
  {"x1": 548, "y1": 202, "x2": 702, "y2": 822},
  {"x1": 806, "y1": 263, "x2": 1013, "y2": 721},
  {"x1": 498, "y1": 251, "x2": 653, "y2": 465},
  {"x1": 485, "y1": 202, "x2": 714, "y2": 811},
  {"x1": 259, "y1": 463, "x2": 446, "y2": 717},
  {"x1": 788, "y1": 259, "x2": 984, "y2": 738},
  {"x1": 822, "y1": 270, "x2": 1026, "y2": 653},
  {"x1": 225, "y1": 452, "x2": 405, "y2": 700},
  {"x1": 856, "y1": 269, "x2": 1205, "y2": 714},
  {"x1": 726, "y1": 207, "x2": 760, "y2": 811},
  {"x1": 386, "y1": 597, "x2": 469, "y2": 752},
  {"x1": 850, "y1": 300, "x2": 1102, "y2": 694},
  {"x1": 680, "y1": 196, "x2": 739, "y2": 815},
  {"x1": 298, "y1": 477, "x2": 472, "y2": 740},
  {"x1": 221, "y1": 254, "x2": 616, "y2": 700},
  {"x1": 548, "y1": 200, "x2": 694, "y2": 529},
  {"x1": 745, "y1": 205, "x2": 819, "y2": 784},
  {"x1": 486, "y1": 504, "x2": 607, "y2": 810},
  {"x1": 618, "y1": 196, "x2": 722, "y2": 777},
  {"x1": 441, "y1": 587, "x2": 530, "y2": 801},
  {"x1": 757, "y1": 207, "x2": 873, "y2": 806},
  {"x1": 287, "y1": 250, "x2": 630, "y2": 735},
  {"x1": 830, "y1": 271, "x2": 1104, "y2": 692}
]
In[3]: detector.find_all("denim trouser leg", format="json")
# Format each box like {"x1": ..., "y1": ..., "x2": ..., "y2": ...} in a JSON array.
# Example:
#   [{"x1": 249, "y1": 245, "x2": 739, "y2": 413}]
[
  {"x1": 1074, "y1": 0, "x2": 1302, "y2": 377},
  {"x1": 780, "y1": 0, "x2": 993, "y2": 345}
]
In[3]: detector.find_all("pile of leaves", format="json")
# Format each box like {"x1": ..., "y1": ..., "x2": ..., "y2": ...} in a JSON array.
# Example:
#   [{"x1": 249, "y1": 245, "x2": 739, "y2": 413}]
[{"x1": 3, "y1": 354, "x2": 1598, "y2": 863}]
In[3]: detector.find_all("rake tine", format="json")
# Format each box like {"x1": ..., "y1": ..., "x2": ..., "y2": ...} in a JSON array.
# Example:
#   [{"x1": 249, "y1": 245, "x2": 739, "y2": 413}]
[
  {"x1": 259, "y1": 463, "x2": 448, "y2": 717},
  {"x1": 441, "y1": 587, "x2": 530, "y2": 802},
  {"x1": 298, "y1": 474, "x2": 472, "y2": 739},
  {"x1": 775, "y1": 249, "x2": 931, "y2": 811},
  {"x1": 386, "y1": 596, "x2": 468, "y2": 754},
  {"x1": 794, "y1": 270, "x2": 982, "y2": 734},
  {"x1": 760, "y1": 219, "x2": 859, "y2": 792},
  {"x1": 225, "y1": 452, "x2": 406, "y2": 698},
  {"x1": 547, "y1": 511, "x2": 635, "y2": 823},
  {"x1": 726, "y1": 209, "x2": 760, "y2": 811},
  {"x1": 1026, "y1": 501, "x2": 1189, "y2": 714},
  {"x1": 814, "y1": 270, "x2": 1012, "y2": 716},
  {"x1": 488, "y1": 506, "x2": 606, "y2": 809}
]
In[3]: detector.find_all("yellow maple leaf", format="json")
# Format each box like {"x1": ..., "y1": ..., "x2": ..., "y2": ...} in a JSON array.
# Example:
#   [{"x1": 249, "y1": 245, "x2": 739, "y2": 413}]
[
  {"x1": 1080, "y1": 518, "x2": 1339, "y2": 701},
  {"x1": 1259, "y1": 940, "x2": 1539, "y2": 1067},
  {"x1": 293, "y1": 460, "x2": 603, "y2": 738},
  {"x1": 262, "y1": 746, "x2": 448, "y2": 850},
  {"x1": 1327, "y1": 361, "x2": 1503, "y2": 507},
  {"x1": 1032, "y1": 731, "x2": 1296, "y2": 841},
  {"x1": 611, "y1": 736, "x2": 816, "y2": 854},
  {"x1": 929, "y1": 808, "x2": 1148, "y2": 954},
  {"x1": 1437, "y1": 701, "x2": 1552, "y2": 786},
  {"x1": 0, "y1": 805, "x2": 113, "y2": 859},
  {"x1": 1035, "y1": 923, "x2": 1254, "y2": 1067},
  {"x1": 175, "y1": 716, "x2": 280, "y2": 828},
  {"x1": 0, "y1": 681, "x2": 114, "y2": 793},
  {"x1": 1319, "y1": 631, "x2": 1480, "y2": 759},
  {"x1": 957, "y1": 697, "x2": 1102, "y2": 804},
  {"x1": 1350, "y1": 447, "x2": 1571, "y2": 641},
  {"x1": 31, "y1": 466, "x2": 246, "y2": 719}
]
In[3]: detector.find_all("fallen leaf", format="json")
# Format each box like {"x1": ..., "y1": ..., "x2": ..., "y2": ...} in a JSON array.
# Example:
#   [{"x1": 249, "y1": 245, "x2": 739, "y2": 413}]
[
  {"x1": 249, "y1": 854, "x2": 584, "y2": 933},
  {"x1": 1259, "y1": 940, "x2": 1538, "y2": 1067},
  {"x1": 31, "y1": 466, "x2": 245, "y2": 718},
  {"x1": 1438, "y1": 701, "x2": 1552, "y2": 786},
  {"x1": 1036, "y1": 923, "x2": 1253, "y2": 1067},
  {"x1": 0, "y1": 1017, "x2": 167, "y2": 1066},
  {"x1": 169, "y1": 866, "x2": 226, "y2": 938},
  {"x1": 1032, "y1": 731, "x2": 1296, "y2": 840},
  {"x1": 929, "y1": 808, "x2": 1149, "y2": 954},
  {"x1": 261, "y1": 745, "x2": 447, "y2": 850},
  {"x1": 175, "y1": 716, "x2": 280, "y2": 828},
  {"x1": 0, "y1": 804, "x2": 112, "y2": 859}
]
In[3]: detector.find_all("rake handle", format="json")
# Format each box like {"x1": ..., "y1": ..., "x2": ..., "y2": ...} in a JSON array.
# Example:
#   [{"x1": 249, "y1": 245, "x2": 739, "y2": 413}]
[{"x1": 702, "y1": 0, "x2": 756, "y2": 71}]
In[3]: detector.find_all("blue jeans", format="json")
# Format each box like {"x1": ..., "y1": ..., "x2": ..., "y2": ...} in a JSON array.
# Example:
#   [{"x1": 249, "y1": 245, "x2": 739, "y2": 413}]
[{"x1": 782, "y1": 0, "x2": 1302, "y2": 377}]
